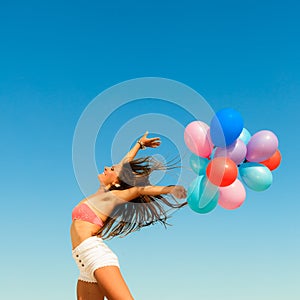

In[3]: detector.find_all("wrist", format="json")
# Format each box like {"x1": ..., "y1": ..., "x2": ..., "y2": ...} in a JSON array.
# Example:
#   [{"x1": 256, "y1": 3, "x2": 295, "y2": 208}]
[
  {"x1": 167, "y1": 185, "x2": 175, "y2": 193},
  {"x1": 137, "y1": 139, "x2": 146, "y2": 150}
]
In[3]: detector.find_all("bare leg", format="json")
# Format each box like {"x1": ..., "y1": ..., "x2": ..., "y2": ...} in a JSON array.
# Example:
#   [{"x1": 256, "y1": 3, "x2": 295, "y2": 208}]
[
  {"x1": 94, "y1": 266, "x2": 134, "y2": 300},
  {"x1": 77, "y1": 280, "x2": 105, "y2": 300}
]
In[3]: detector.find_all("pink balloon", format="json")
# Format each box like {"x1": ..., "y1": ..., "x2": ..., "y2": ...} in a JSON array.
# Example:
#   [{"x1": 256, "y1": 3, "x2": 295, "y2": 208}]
[
  {"x1": 218, "y1": 179, "x2": 246, "y2": 210},
  {"x1": 214, "y1": 139, "x2": 247, "y2": 165},
  {"x1": 184, "y1": 121, "x2": 213, "y2": 158},
  {"x1": 246, "y1": 130, "x2": 278, "y2": 162}
]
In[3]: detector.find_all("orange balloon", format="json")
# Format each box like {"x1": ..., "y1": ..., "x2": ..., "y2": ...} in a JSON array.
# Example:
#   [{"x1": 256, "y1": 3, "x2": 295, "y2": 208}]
[
  {"x1": 206, "y1": 157, "x2": 238, "y2": 187},
  {"x1": 260, "y1": 149, "x2": 281, "y2": 171}
]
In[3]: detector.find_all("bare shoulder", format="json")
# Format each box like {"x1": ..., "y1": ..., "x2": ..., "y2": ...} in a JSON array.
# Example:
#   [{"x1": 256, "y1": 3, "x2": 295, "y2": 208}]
[{"x1": 110, "y1": 187, "x2": 139, "y2": 203}]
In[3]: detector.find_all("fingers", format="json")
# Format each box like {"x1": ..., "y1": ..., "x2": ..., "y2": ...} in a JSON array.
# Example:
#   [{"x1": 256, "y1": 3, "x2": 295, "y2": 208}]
[
  {"x1": 171, "y1": 186, "x2": 187, "y2": 199},
  {"x1": 150, "y1": 143, "x2": 160, "y2": 148},
  {"x1": 141, "y1": 131, "x2": 160, "y2": 141},
  {"x1": 149, "y1": 137, "x2": 160, "y2": 142},
  {"x1": 140, "y1": 134, "x2": 161, "y2": 148},
  {"x1": 177, "y1": 191, "x2": 187, "y2": 199},
  {"x1": 142, "y1": 131, "x2": 160, "y2": 141},
  {"x1": 147, "y1": 139, "x2": 161, "y2": 148},
  {"x1": 148, "y1": 137, "x2": 161, "y2": 144}
]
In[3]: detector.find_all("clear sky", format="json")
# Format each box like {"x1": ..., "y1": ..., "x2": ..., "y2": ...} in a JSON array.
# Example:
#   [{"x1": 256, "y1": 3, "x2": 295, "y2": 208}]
[{"x1": 1, "y1": 0, "x2": 299, "y2": 299}]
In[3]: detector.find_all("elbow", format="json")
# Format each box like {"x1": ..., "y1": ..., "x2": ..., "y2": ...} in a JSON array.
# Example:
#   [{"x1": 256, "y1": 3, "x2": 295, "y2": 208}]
[
  {"x1": 136, "y1": 186, "x2": 152, "y2": 196},
  {"x1": 137, "y1": 186, "x2": 145, "y2": 196}
]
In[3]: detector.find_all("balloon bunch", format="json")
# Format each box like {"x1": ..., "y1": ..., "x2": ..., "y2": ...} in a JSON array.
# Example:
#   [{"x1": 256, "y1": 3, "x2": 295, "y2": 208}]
[{"x1": 184, "y1": 108, "x2": 281, "y2": 213}]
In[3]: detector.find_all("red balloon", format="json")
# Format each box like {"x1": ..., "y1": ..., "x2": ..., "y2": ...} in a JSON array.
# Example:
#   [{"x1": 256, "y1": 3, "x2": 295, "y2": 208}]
[
  {"x1": 260, "y1": 149, "x2": 281, "y2": 171},
  {"x1": 206, "y1": 157, "x2": 238, "y2": 187}
]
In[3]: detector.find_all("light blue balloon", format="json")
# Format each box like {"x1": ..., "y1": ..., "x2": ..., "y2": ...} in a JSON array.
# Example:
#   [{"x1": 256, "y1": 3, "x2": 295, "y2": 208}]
[
  {"x1": 189, "y1": 154, "x2": 209, "y2": 175},
  {"x1": 239, "y1": 162, "x2": 273, "y2": 191},
  {"x1": 187, "y1": 176, "x2": 219, "y2": 214},
  {"x1": 238, "y1": 128, "x2": 251, "y2": 145},
  {"x1": 209, "y1": 147, "x2": 217, "y2": 159}
]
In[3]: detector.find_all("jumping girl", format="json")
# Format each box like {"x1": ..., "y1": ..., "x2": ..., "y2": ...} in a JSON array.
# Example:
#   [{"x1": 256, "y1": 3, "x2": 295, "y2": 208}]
[{"x1": 71, "y1": 132, "x2": 187, "y2": 300}]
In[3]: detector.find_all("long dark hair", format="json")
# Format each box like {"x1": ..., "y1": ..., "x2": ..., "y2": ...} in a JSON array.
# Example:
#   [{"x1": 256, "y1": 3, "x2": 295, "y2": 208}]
[{"x1": 96, "y1": 156, "x2": 187, "y2": 240}]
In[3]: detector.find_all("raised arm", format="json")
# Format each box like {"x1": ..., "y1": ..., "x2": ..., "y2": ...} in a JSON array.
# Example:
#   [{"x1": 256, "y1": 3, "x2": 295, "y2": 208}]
[
  {"x1": 121, "y1": 131, "x2": 161, "y2": 163},
  {"x1": 112, "y1": 185, "x2": 187, "y2": 203}
]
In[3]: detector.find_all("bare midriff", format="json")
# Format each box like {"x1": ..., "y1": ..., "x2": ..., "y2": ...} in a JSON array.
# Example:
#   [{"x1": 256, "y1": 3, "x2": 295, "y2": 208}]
[
  {"x1": 70, "y1": 219, "x2": 102, "y2": 249},
  {"x1": 70, "y1": 200, "x2": 109, "y2": 249}
]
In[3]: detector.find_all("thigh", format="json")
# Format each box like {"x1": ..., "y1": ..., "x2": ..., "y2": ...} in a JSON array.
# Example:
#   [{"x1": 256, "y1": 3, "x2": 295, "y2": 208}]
[
  {"x1": 77, "y1": 280, "x2": 105, "y2": 300},
  {"x1": 94, "y1": 266, "x2": 134, "y2": 300}
]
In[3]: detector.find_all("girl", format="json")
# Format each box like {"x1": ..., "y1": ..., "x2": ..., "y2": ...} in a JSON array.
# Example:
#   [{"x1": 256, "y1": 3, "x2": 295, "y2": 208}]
[{"x1": 71, "y1": 132, "x2": 187, "y2": 300}]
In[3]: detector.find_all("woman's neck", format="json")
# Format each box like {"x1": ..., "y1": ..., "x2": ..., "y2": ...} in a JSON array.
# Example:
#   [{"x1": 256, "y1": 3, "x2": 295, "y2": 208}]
[{"x1": 96, "y1": 184, "x2": 110, "y2": 194}]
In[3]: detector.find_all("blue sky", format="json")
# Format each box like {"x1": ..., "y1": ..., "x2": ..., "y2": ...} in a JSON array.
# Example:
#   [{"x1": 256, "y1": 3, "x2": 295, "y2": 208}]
[{"x1": 1, "y1": 0, "x2": 299, "y2": 299}]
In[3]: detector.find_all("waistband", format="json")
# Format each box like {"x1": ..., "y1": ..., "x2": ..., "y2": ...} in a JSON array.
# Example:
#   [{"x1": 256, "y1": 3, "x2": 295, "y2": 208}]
[{"x1": 72, "y1": 236, "x2": 103, "y2": 254}]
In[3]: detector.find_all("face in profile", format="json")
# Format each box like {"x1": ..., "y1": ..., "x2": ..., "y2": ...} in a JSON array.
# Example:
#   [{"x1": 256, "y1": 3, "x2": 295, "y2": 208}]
[{"x1": 98, "y1": 165, "x2": 121, "y2": 186}]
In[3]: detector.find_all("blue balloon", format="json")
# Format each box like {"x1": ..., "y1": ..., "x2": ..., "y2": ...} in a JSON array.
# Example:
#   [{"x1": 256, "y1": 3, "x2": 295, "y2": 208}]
[
  {"x1": 189, "y1": 154, "x2": 209, "y2": 175},
  {"x1": 210, "y1": 108, "x2": 244, "y2": 147},
  {"x1": 239, "y1": 162, "x2": 273, "y2": 191},
  {"x1": 238, "y1": 128, "x2": 251, "y2": 145},
  {"x1": 187, "y1": 176, "x2": 219, "y2": 214}
]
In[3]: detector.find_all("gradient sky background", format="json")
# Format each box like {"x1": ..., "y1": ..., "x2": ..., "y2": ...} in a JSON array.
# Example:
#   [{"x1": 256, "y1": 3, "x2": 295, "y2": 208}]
[{"x1": 1, "y1": 0, "x2": 299, "y2": 299}]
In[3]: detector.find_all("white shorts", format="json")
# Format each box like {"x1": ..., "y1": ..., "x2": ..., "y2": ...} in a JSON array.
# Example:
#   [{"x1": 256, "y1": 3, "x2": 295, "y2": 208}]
[{"x1": 72, "y1": 236, "x2": 120, "y2": 283}]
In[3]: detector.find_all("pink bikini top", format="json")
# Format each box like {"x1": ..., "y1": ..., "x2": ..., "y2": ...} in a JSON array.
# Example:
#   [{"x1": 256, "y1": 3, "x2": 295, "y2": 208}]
[{"x1": 72, "y1": 203, "x2": 104, "y2": 227}]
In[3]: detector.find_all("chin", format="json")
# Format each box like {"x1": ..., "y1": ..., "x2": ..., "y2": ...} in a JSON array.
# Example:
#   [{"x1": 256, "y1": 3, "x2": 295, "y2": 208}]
[
  {"x1": 98, "y1": 174, "x2": 105, "y2": 183},
  {"x1": 98, "y1": 174, "x2": 109, "y2": 186}
]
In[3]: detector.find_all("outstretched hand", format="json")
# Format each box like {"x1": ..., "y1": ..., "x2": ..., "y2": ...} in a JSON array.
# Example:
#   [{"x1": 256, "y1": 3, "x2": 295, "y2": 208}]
[
  {"x1": 140, "y1": 131, "x2": 161, "y2": 148},
  {"x1": 171, "y1": 185, "x2": 187, "y2": 199}
]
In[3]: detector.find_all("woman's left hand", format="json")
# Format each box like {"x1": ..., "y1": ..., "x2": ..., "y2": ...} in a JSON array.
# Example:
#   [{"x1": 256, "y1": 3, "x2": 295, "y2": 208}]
[
  {"x1": 171, "y1": 185, "x2": 187, "y2": 199},
  {"x1": 140, "y1": 131, "x2": 161, "y2": 148}
]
